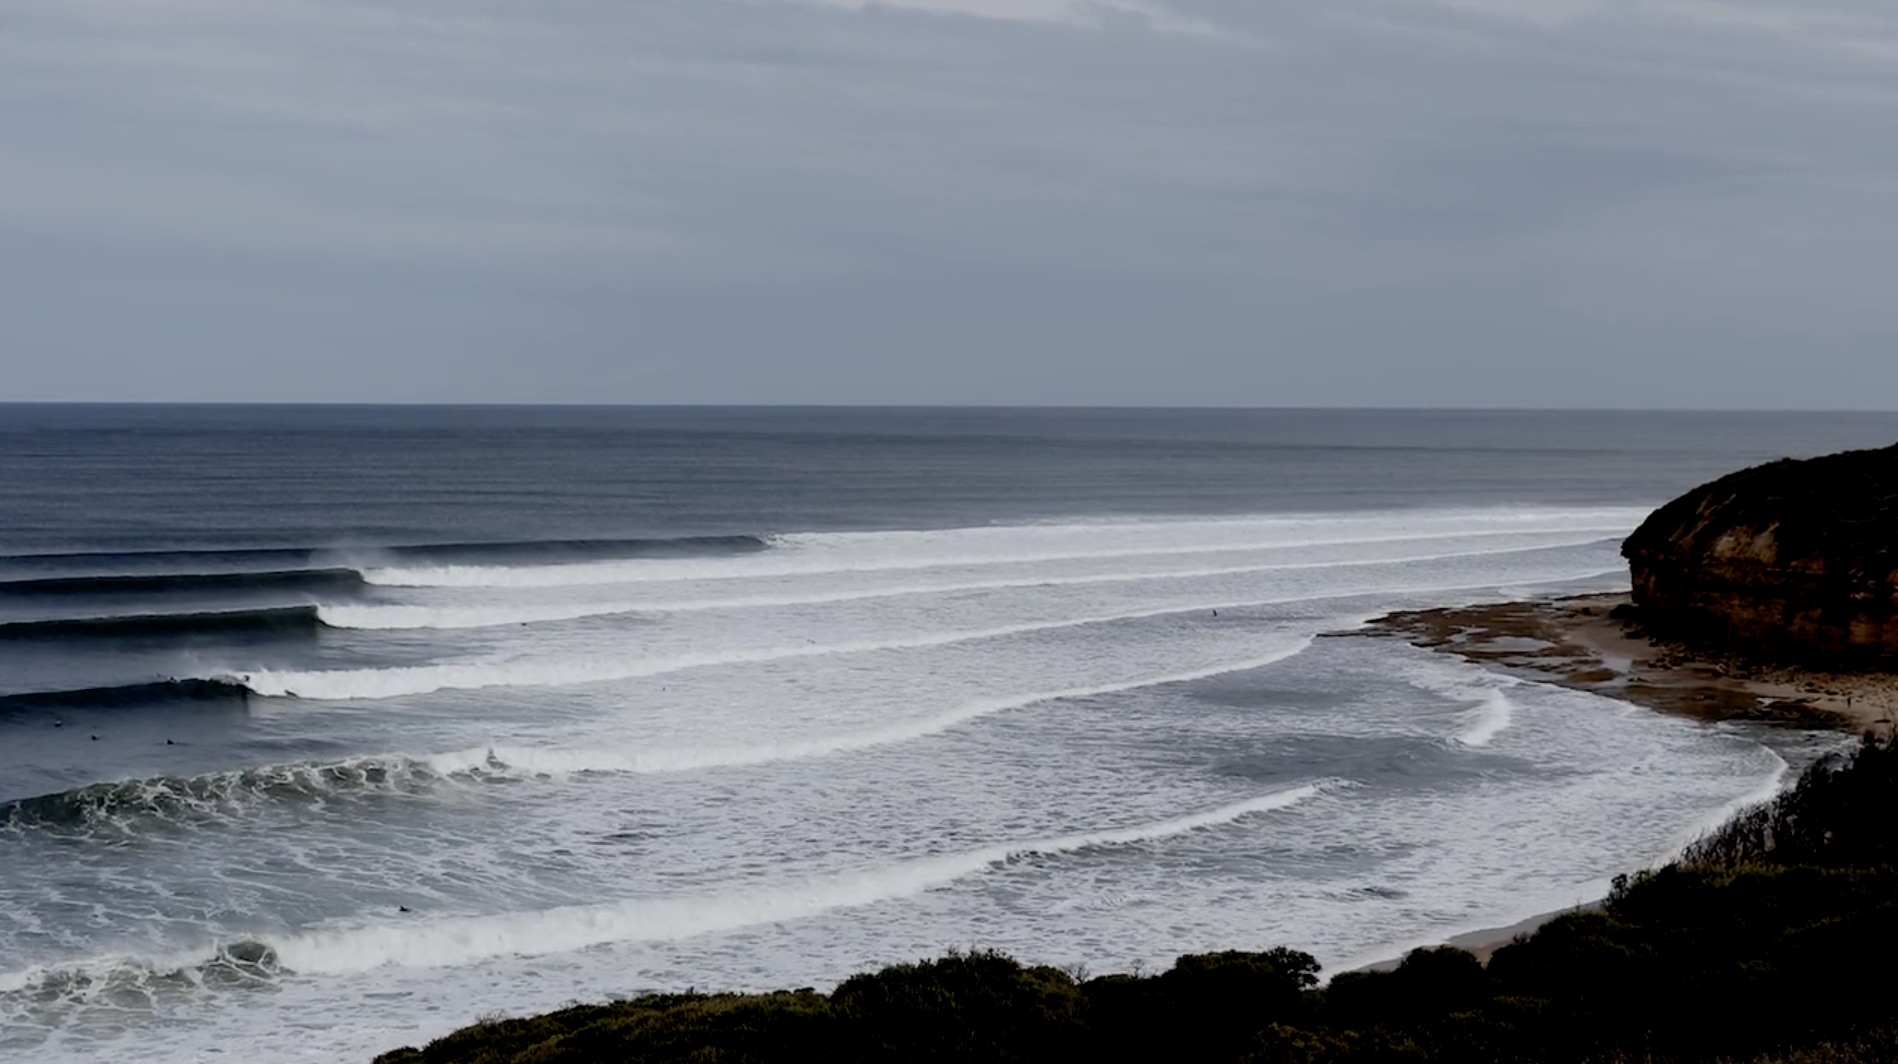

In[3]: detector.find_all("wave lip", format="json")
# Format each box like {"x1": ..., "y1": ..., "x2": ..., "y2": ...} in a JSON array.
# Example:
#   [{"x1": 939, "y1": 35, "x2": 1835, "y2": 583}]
[
  {"x1": 0, "y1": 940, "x2": 283, "y2": 1002},
  {"x1": 0, "y1": 756, "x2": 450, "y2": 833},
  {"x1": 0, "y1": 678, "x2": 251, "y2": 714}
]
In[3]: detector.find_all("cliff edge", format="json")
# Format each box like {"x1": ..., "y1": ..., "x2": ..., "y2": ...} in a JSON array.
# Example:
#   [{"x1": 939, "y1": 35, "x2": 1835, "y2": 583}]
[{"x1": 1622, "y1": 443, "x2": 1898, "y2": 667}]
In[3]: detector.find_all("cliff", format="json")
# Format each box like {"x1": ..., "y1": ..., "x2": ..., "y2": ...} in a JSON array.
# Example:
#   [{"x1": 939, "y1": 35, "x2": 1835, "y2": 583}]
[{"x1": 1622, "y1": 443, "x2": 1898, "y2": 667}]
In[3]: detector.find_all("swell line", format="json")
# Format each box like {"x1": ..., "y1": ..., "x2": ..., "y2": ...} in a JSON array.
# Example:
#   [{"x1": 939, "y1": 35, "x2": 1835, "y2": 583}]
[
  {"x1": 0, "y1": 679, "x2": 251, "y2": 714},
  {"x1": 4, "y1": 639, "x2": 1318, "y2": 835},
  {"x1": 229, "y1": 568, "x2": 1624, "y2": 701},
  {"x1": 362, "y1": 523, "x2": 1636, "y2": 589},
  {"x1": 320, "y1": 536, "x2": 1619, "y2": 631},
  {"x1": 0, "y1": 784, "x2": 1332, "y2": 992},
  {"x1": 428, "y1": 636, "x2": 1319, "y2": 777},
  {"x1": 0, "y1": 568, "x2": 367, "y2": 599},
  {"x1": 0, "y1": 606, "x2": 322, "y2": 641},
  {"x1": 274, "y1": 785, "x2": 1334, "y2": 974}
]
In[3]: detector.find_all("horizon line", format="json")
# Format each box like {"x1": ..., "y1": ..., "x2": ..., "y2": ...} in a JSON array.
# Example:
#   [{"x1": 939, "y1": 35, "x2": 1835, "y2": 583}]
[{"x1": 4, "y1": 401, "x2": 1898, "y2": 415}]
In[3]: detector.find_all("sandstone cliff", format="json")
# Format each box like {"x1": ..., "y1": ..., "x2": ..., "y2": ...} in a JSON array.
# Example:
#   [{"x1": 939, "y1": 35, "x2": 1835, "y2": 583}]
[{"x1": 1622, "y1": 443, "x2": 1898, "y2": 667}]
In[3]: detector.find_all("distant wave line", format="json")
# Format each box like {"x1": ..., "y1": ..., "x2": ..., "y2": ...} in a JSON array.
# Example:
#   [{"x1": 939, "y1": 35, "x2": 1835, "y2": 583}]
[
  {"x1": 321, "y1": 536, "x2": 1621, "y2": 631},
  {"x1": 423, "y1": 636, "x2": 1319, "y2": 777},
  {"x1": 3, "y1": 640, "x2": 1319, "y2": 830},
  {"x1": 361, "y1": 522, "x2": 1637, "y2": 589},
  {"x1": 0, "y1": 606, "x2": 322, "y2": 642},
  {"x1": 0, "y1": 534, "x2": 770, "y2": 581},
  {"x1": 0, "y1": 568, "x2": 368, "y2": 599},
  {"x1": 0, "y1": 678, "x2": 252, "y2": 714},
  {"x1": 226, "y1": 568, "x2": 1625, "y2": 701}
]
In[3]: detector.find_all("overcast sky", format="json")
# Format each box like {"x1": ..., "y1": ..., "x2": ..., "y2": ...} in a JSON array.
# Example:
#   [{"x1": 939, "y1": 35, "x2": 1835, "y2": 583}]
[{"x1": 3, "y1": 0, "x2": 1896, "y2": 406}]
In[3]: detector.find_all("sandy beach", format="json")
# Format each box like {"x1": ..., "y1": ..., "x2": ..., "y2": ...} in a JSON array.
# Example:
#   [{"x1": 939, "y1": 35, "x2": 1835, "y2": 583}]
[{"x1": 1356, "y1": 592, "x2": 1898, "y2": 736}]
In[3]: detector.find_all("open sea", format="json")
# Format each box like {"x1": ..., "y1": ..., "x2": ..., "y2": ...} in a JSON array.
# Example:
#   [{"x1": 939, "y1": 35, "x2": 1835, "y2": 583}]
[{"x1": 3, "y1": 406, "x2": 1895, "y2": 1063}]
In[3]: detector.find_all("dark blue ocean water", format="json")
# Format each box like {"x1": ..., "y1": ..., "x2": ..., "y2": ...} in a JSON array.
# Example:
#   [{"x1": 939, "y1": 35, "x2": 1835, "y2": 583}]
[
  {"x1": 7, "y1": 405, "x2": 1897, "y2": 554},
  {"x1": 1, "y1": 406, "x2": 1891, "y2": 1063}
]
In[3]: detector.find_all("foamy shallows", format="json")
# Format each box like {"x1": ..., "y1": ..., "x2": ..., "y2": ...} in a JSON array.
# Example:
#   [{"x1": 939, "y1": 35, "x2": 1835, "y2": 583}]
[{"x1": 0, "y1": 506, "x2": 1815, "y2": 1064}]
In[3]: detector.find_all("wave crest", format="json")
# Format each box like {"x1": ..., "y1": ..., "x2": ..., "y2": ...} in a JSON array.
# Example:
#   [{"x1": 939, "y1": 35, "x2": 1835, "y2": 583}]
[{"x1": 0, "y1": 785, "x2": 1334, "y2": 994}]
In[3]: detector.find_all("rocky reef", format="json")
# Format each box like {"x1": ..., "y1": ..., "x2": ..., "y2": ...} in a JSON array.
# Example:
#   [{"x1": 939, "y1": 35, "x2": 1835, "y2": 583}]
[{"x1": 1622, "y1": 443, "x2": 1898, "y2": 667}]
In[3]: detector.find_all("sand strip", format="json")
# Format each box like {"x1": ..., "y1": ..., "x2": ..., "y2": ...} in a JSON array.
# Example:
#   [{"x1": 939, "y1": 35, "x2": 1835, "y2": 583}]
[{"x1": 1352, "y1": 592, "x2": 1896, "y2": 734}]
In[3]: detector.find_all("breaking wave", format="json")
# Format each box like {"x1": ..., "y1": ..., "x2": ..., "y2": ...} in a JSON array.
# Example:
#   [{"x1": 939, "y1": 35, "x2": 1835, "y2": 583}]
[
  {"x1": 5, "y1": 642, "x2": 1317, "y2": 832},
  {"x1": 1, "y1": 757, "x2": 451, "y2": 834},
  {"x1": 1455, "y1": 689, "x2": 1517, "y2": 748},
  {"x1": 361, "y1": 515, "x2": 1638, "y2": 589},
  {"x1": 0, "y1": 784, "x2": 1332, "y2": 994},
  {"x1": 231, "y1": 572, "x2": 1618, "y2": 701},
  {"x1": 0, "y1": 678, "x2": 251, "y2": 714},
  {"x1": 418, "y1": 637, "x2": 1318, "y2": 776},
  {"x1": 320, "y1": 538, "x2": 1617, "y2": 631}
]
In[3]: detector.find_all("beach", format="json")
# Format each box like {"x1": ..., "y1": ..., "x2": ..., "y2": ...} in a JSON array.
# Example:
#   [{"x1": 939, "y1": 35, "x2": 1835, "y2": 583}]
[{"x1": 1358, "y1": 592, "x2": 1897, "y2": 735}]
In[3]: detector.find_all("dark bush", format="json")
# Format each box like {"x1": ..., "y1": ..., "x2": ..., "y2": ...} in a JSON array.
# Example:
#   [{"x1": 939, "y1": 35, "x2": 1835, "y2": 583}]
[{"x1": 830, "y1": 949, "x2": 1082, "y2": 1062}]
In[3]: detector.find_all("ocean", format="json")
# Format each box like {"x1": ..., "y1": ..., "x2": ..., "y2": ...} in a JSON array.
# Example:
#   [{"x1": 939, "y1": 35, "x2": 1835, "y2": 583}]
[{"x1": 2, "y1": 406, "x2": 1893, "y2": 1063}]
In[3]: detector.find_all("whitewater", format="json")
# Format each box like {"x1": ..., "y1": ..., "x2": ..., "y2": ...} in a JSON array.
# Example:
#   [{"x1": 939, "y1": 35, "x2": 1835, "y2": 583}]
[
  {"x1": 9, "y1": 407, "x2": 1895, "y2": 1064},
  {"x1": 0, "y1": 505, "x2": 1802, "y2": 1063}
]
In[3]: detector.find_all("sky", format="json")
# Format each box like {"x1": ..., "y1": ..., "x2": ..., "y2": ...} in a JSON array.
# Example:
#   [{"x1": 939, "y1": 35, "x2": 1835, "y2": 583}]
[{"x1": 2, "y1": 0, "x2": 1896, "y2": 407}]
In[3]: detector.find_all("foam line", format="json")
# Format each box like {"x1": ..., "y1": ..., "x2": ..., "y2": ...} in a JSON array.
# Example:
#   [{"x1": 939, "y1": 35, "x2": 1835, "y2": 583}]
[
  {"x1": 0, "y1": 784, "x2": 1319, "y2": 988},
  {"x1": 320, "y1": 537, "x2": 1619, "y2": 631},
  {"x1": 2, "y1": 640, "x2": 1318, "y2": 841},
  {"x1": 361, "y1": 520, "x2": 1638, "y2": 589},
  {"x1": 0, "y1": 788, "x2": 1321, "y2": 995},
  {"x1": 1666, "y1": 747, "x2": 1795, "y2": 855},
  {"x1": 229, "y1": 569, "x2": 1620, "y2": 700},
  {"x1": 429, "y1": 637, "x2": 1318, "y2": 776},
  {"x1": 281, "y1": 784, "x2": 1331, "y2": 971},
  {"x1": 0, "y1": 789, "x2": 1332, "y2": 990}
]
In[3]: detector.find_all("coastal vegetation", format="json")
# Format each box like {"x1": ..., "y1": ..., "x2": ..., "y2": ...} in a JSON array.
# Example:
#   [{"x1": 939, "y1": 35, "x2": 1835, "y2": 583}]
[{"x1": 376, "y1": 733, "x2": 1898, "y2": 1064}]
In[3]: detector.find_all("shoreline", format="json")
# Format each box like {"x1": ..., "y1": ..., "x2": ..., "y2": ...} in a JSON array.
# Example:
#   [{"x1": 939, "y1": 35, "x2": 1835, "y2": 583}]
[
  {"x1": 1343, "y1": 590, "x2": 1898, "y2": 969},
  {"x1": 1349, "y1": 903, "x2": 1601, "y2": 973},
  {"x1": 1354, "y1": 591, "x2": 1897, "y2": 735}
]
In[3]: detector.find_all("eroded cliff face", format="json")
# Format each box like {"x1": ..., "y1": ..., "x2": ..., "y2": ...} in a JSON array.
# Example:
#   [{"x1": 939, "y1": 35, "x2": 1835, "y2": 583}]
[{"x1": 1622, "y1": 444, "x2": 1898, "y2": 667}]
